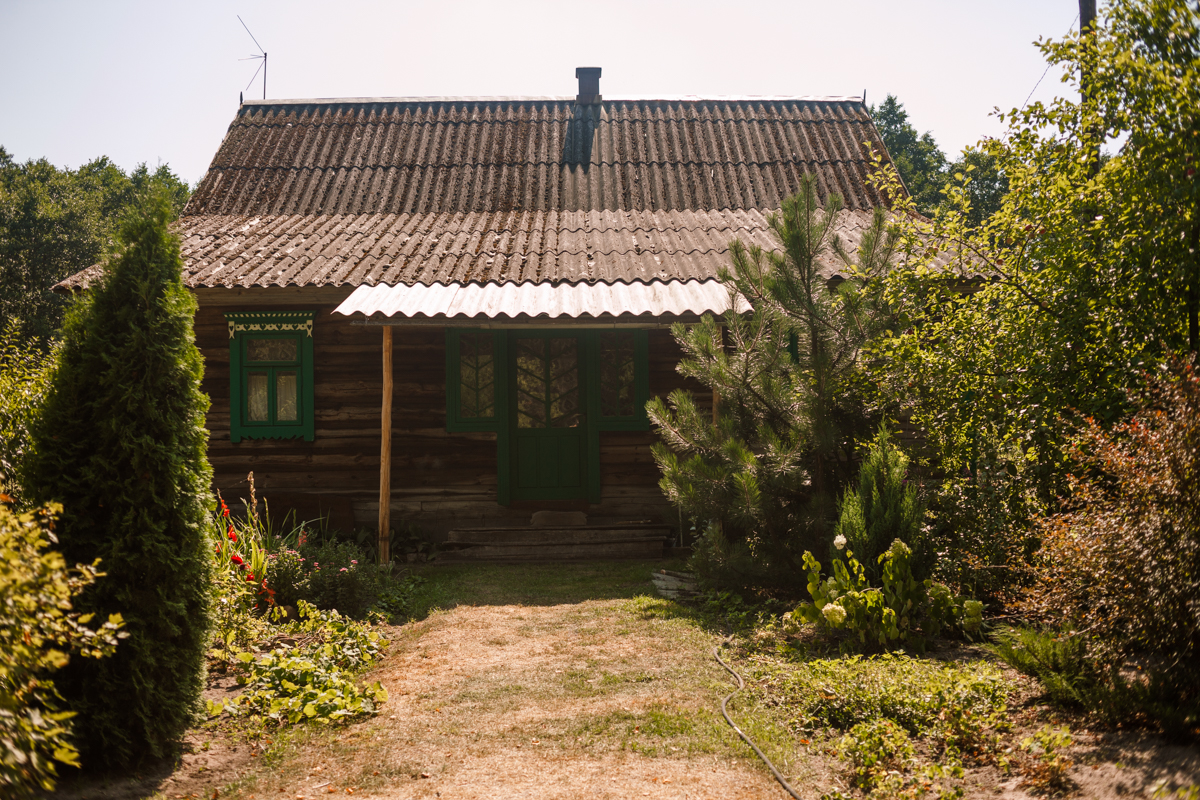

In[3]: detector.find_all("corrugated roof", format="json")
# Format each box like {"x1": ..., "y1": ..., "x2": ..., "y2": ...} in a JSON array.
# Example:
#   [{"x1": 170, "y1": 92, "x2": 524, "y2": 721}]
[
  {"x1": 333, "y1": 278, "x2": 749, "y2": 320},
  {"x1": 171, "y1": 207, "x2": 883, "y2": 289},
  {"x1": 186, "y1": 98, "x2": 888, "y2": 218},
  {"x1": 57, "y1": 94, "x2": 905, "y2": 293}
]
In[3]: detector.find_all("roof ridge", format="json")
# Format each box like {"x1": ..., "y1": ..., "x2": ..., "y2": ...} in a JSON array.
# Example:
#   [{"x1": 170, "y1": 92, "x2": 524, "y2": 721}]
[{"x1": 239, "y1": 95, "x2": 866, "y2": 107}]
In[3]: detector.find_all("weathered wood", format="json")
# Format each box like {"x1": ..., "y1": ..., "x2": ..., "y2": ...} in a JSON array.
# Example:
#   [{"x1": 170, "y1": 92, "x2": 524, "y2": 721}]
[{"x1": 378, "y1": 325, "x2": 393, "y2": 565}]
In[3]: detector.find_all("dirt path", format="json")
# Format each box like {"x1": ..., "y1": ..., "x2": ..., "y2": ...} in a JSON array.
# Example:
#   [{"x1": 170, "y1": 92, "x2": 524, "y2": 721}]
[{"x1": 236, "y1": 593, "x2": 795, "y2": 799}]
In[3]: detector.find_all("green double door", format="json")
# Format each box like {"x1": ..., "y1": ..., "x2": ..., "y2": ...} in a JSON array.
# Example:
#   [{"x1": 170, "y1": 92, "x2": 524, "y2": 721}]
[{"x1": 509, "y1": 333, "x2": 588, "y2": 501}]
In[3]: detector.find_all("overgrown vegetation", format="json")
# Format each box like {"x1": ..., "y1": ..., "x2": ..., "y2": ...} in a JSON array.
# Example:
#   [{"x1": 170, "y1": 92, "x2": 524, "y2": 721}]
[
  {"x1": 26, "y1": 190, "x2": 213, "y2": 768},
  {"x1": 0, "y1": 490, "x2": 124, "y2": 798},
  {"x1": 0, "y1": 320, "x2": 56, "y2": 504}
]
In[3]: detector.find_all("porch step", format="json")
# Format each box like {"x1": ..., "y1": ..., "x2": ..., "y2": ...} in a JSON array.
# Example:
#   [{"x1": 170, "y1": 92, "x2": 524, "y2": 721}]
[{"x1": 436, "y1": 524, "x2": 671, "y2": 562}]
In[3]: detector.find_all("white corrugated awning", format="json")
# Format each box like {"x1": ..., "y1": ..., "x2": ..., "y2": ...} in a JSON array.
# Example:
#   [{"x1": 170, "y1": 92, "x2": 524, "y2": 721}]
[{"x1": 332, "y1": 279, "x2": 748, "y2": 321}]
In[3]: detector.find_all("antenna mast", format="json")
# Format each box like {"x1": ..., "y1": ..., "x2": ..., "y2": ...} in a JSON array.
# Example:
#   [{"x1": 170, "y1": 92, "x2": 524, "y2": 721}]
[{"x1": 238, "y1": 15, "x2": 267, "y2": 100}]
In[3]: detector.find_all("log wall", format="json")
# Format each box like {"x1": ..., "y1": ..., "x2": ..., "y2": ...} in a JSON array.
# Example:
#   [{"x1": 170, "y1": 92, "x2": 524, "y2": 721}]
[{"x1": 196, "y1": 295, "x2": 705, "y2": 538}]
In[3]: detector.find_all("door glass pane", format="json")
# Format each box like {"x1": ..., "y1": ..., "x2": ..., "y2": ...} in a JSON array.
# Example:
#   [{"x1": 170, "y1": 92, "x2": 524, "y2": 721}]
[
  {"x1": 247, "y1": 372, "x2": 269, "y2": 421},
  {"x1": 276, "y1": 372, "x2": 298, "y2": 421},
  {"x1": 599, "y1": 331, "x2": 636, "y2": 417},
  {"x1": 546, "y1": 338, "x2": 580, "y2": 428},
  {"x1": 247, "y1": 338, "x2": 297, "y2": 362},
  {"x1": 459, "y1": 332, "x2": 495, "y2": 418},
  {"x1": 514, "y1": 337, "x2": 579, "y2": 428},
  {"x1": 515, "y1": 338, "x2": 547, "y2": 428}
]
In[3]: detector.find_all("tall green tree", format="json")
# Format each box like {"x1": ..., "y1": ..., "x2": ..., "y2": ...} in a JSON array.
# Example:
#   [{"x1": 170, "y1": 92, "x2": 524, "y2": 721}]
[
  {"x1": 650, "y1": 175, "x2": 896, "y2": 592},
  {"x1": 0, "y1": 148, "x2": 189, "y2": 343},
  {"x1": 870, "y1": 95, "x2": 949, "y2": 215},
  {"x1": 27, "y1": 189, "x2": 212, "y2": 767},
  {"x1": 872, "y1": 0, "x2": 1198, "y2": 567}
]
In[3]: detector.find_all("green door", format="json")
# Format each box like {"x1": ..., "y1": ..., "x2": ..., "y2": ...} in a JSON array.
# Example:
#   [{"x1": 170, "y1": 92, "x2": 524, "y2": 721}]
[{"x1": 510, "y1": 334, "x2": 587, "y2": 500}]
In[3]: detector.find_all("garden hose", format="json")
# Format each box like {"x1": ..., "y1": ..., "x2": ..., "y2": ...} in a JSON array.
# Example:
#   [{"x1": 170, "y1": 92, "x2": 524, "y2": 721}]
[{"x1": 714, "y1": 638, "x2": 805, "y2": 800}]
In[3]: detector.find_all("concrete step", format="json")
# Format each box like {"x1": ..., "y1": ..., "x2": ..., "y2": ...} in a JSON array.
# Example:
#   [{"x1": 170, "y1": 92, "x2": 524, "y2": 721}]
[{"x1": 437, "y1": 524, "x2": 670, "y2": 562}]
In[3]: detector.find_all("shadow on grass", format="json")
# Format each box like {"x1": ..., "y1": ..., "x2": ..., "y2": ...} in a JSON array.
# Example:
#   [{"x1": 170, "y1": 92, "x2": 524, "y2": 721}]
[{"x1": 404, "y1": 558, "x2": 691, "y2": 620}]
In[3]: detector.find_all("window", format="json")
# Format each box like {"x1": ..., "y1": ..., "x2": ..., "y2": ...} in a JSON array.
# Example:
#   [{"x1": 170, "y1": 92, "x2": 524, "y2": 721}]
[{"x1": 226, "y1": 312, "x2": 315, "y2": 442}]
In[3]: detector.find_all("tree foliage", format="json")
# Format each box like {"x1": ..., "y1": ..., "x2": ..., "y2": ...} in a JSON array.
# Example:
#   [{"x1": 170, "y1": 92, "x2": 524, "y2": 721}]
[
  {"x1": 872, "y1": 0, "x2": 1198, "y2": 513},
  {"x1": 27, "y1": 190, "x2": 212, "y2": 767},
  {"x1": 0, "y1": 147, "x2": 189, "y2": 343},
  {"x1": 649, "y1": 175, "x2": 895, "y2": 592},
  {"x1": 0, "y1": 321, "x2": 57, "y2": 502},
  {"x1": 870, "y1": 96, "x2": 1008, "y2": 223}
]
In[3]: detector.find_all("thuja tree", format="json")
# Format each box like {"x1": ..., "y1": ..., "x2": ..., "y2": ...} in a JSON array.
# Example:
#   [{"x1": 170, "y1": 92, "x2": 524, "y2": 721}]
[
  {"x1": 649, "y1": 175, "x2": 897, "y2": 592},
  {"x1": 28, "y1": 190, "x2": 212, "y2": 767}
]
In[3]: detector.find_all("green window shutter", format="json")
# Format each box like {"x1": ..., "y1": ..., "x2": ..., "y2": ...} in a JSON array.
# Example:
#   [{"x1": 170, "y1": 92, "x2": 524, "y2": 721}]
[
  {"x1": 226, "y1": 312, "x2": 315, "y2": 442},
  {"x1": 445, "y1": 328, "x2": 511, "y2": 503}
]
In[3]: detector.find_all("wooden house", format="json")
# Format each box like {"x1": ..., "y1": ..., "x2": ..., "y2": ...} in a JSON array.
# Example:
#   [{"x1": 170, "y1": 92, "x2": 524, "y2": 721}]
[{"x1": 60, "y1": 68, "x2": 896, "y2": 560}]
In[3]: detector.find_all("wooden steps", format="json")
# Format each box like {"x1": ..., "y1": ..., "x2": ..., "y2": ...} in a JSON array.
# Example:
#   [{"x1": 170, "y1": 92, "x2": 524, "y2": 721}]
[{"x1": 436, "y1": 523, "x2": 671, "y2": 562}]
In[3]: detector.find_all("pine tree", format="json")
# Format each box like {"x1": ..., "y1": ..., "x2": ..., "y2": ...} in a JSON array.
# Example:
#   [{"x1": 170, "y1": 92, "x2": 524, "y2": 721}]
[
  {"x1": 28, "y1": 189, "x2": 212, "y2": 767},
  {"x1": 649, "y1": 175, "x2": 896, "y2": 592}
]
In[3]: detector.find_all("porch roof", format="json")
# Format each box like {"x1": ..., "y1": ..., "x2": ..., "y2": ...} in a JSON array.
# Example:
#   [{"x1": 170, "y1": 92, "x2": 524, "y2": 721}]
[{"x1": 332, "y1": 277, "x2": 749, "y2": 321}]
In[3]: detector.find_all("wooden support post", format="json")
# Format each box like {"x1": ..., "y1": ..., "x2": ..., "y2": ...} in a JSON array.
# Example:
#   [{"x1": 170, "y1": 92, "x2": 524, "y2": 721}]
[{"x1": 378, "y1": 326, "x2": 393, "y2": 566}]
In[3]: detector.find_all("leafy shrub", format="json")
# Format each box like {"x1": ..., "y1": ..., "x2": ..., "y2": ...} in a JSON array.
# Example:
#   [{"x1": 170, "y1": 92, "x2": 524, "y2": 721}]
[
  {"x1": 1019, "y1": 726, "x2": 1074, "y2": 796},
  {"x1": 834, "y1": 426, "x2": 926, "y2": 583},
  {"x1": 837, "y1": 719, "x2": 914, "y2": 790},
  {"x1": 1023, "y1": 360, "x2": 1200, "y2": 729},
  {"x1": 209, "y1": 601, "x2": 387, "y2": 726},
  {"x1": 0, "y1": 491, "x2": 124, "y2": 797},
  {"x1": 787, "y1": 539, "x2": 979, "y2": 652},
  {"x1": 927, "y1": 459, "x2": 1040, "y2": 607},
  {"x1": 761, "y1": 653, "x2": 1010, "y2": 741},
  {"x1": 299, "y1": 539, "x2": 387, "y2": 619},
  {"x1": 26, "y1": 191, "x2": 213, "y2": 768},
  {"x1": 0, "y1": 322, "x2": 57, "y2": 502}
]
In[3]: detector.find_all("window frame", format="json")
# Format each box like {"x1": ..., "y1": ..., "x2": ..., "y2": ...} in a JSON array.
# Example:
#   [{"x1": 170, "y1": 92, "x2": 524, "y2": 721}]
[{"x1": 226, "y1": 311, "x2": 316, "y2": 443}]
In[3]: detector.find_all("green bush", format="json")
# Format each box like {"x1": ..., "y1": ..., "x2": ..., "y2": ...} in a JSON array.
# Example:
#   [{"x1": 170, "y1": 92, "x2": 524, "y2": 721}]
[
  {"x1": 762, "y1": 653, "x2": 1010, "y2": 745},
  {"x1": 834, "y1": 426, "x2": 926, "y2": 583},
  {"x1": 0, "y1": 321, "x2": 57, "y2": 502},
  {"x1": 837, "y1": 718, "x2": 914, "y2": 790},
  {"x1": 0, "y1": 492, "x2": 124, "y2": 797},
  {"x1": 209, "y1": 601, "x2": 387, "y2": 726},
  {"x1": 1023, "y1": 360, "x2": 1200, "y2": 732},
  {"x1": 787, "y1": 539, "x2": 980, "y2": 652},
  {"x1": 991, "y1": 625, "x2": 1092, "y2": 709},
  {"x1": 26, "y1": 191, "x2": 213, "y2": 768}
]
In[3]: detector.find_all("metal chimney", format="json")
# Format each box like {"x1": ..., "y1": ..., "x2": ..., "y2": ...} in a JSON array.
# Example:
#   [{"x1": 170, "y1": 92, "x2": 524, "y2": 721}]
[{"x1": 576, "y1": 67, "x2": 602, "y2": 105}]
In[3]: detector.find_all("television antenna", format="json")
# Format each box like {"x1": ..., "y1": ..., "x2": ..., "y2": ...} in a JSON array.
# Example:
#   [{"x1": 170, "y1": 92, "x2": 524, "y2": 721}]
[{"x1": 238, "y1": 15, "x2": 267, "y2": 100}]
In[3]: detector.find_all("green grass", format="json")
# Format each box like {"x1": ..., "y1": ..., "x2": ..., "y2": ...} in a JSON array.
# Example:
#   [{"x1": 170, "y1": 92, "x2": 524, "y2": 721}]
[{"x1": 405, "y1": 557, "x2": 690, "y2": 617}]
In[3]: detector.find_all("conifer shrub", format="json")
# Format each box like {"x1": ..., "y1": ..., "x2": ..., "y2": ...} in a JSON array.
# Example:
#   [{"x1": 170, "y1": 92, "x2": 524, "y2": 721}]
[
  {"x1": 833, "y1": 426, "x2": 927, "y2": 583},
  {"x1": 27, "y1": 190, "x2": 213, "y2": 767}
]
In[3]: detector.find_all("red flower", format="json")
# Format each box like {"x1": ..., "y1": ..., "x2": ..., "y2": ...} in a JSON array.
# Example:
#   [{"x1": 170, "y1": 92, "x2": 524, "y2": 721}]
[
  {"x1": 227, "y1": 526, "x2": 237, "y2": 542},
  {"x1": 230, "y1": 554, "x2": 244, "y2": 566},
  {"x1": 220, "y1": 498, "x2": 230, "y2": 518}
]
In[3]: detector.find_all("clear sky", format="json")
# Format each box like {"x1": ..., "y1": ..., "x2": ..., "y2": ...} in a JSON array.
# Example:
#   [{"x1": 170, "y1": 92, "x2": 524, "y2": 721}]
[{"x1": 0, "y1": 0, "x2": 1080, "y2": 186}]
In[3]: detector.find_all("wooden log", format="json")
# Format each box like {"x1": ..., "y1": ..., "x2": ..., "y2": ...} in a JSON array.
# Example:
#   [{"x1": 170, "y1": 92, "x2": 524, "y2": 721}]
[{"x1": 378, "y1": 326, "x2": 393, "y2": 565}]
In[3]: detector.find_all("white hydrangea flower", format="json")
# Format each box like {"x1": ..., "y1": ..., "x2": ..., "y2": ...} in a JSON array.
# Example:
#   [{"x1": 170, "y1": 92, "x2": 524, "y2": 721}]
[
  {"x1": 834, "y1": 534, "x2": 847, "y2": 551},
  {"x1": 822, "y1": 603, "x2": 847, "y2": 625}
]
